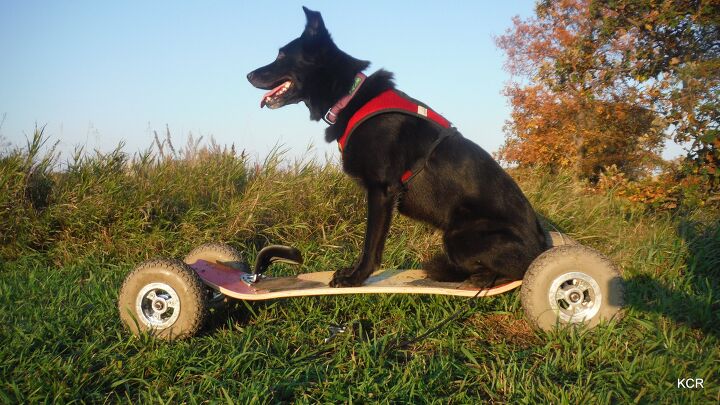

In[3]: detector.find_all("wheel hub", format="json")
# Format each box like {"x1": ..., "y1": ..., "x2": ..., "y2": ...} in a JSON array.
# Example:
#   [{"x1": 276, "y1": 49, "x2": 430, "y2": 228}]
[
  {"x1": 152, "y1": 299, "x2": 167, "y2": 313},
  {"x1": 548, "y1": 272, "x2": 602, "y2": 323},
  {"x1": 135, "y1": 283, "x2": 181, "y2": 328},
  {"x1": 567, "y1": 289, "x2": 582, "y2": 303}
]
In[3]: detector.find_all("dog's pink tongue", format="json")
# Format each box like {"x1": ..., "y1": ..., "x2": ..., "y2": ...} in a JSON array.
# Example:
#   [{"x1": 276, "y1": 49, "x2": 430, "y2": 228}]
[{"x1": 260, "y1": 81, "x2": 290, "y2": 108}]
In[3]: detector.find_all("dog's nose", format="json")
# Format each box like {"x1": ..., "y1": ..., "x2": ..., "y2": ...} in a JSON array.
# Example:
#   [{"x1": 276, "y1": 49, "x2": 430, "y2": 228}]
[{"x1": 246, "y1": 72, "x2": 254, "y2": 82}]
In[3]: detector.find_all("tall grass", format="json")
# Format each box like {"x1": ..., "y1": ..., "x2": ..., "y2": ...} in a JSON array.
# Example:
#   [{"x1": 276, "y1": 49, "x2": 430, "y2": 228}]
[{"x1": 1, "y1": 129, "x2": 718, "y2": 403}]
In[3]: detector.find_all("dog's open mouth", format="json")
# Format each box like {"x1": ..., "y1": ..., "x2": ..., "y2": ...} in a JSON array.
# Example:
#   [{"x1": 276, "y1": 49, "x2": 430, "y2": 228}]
[{"x1": 260, "y1": 80, "x2": 293, "y2": 109}]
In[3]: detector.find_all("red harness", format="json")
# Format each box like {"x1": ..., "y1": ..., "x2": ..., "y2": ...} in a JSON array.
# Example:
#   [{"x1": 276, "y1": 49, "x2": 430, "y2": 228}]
[
  {"x1": 336, "y1": 89, "x2": 454, "y2": 185},
  {"x1": 338, "y1": 89, "x2": 451, "y2": 152}
]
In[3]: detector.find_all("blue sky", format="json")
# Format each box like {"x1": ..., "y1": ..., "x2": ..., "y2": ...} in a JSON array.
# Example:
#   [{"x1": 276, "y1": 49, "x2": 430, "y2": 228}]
[
  {"x1": 0, "y1": 1, "x2": 684, "y2": 162},
  {"x1": 0, "y1": 1, "x2": 539, "y2": 161}
]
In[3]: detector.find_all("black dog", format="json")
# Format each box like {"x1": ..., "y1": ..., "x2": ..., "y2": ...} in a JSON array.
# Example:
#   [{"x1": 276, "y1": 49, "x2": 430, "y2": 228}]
[{"x1": 247, "y1": 7, "x2": 547, "y2": 287}]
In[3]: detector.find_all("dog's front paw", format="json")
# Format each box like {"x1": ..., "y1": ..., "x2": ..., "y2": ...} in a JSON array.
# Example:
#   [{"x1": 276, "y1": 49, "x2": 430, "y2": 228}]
[{"x1": 329, "y1": 267, "x2": 364, "y2": 287}]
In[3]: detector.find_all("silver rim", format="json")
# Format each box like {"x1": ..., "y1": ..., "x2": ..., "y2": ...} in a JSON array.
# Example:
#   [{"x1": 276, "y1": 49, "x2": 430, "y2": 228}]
[
  {"x1": 548, "y1": 272, "x2": 602, "y2": 323},
  {"x1": 135, "y1": 282, "x2": 181, "y2": 328}
]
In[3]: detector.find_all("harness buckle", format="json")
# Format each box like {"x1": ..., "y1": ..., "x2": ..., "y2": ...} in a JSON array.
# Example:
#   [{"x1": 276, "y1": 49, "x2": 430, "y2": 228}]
[{"x1": 323, "y1": 109, "x2": 337, "y2": 125}]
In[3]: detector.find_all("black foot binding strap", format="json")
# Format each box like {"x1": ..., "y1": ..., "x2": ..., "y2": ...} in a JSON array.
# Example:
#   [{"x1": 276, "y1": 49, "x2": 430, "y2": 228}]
[{"x1": 254, "y1": 245, "x2": 303, "y2": 276}]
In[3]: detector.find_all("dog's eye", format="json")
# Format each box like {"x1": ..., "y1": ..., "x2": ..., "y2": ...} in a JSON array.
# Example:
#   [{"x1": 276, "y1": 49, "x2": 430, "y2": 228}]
[{"x1": 276, "y1": 51, "x2": 285, "y2": 61}]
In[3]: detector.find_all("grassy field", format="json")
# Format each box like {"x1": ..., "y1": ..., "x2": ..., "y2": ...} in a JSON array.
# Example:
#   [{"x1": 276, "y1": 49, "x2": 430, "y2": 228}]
[{"x1": 1, "y1": 132, "x2": 719, "y2": 403}]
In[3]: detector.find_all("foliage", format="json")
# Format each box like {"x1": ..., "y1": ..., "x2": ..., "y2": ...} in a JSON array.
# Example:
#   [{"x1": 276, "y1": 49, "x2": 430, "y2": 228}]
[
  {"x1": 596, "y1": 163, "x2": 720, "y2": 211},
  {"x1": 496, "y1": 0, "x2": 719, "y2": 190},
  {"x1": 499, "y1": 84, "x2": 665, "y2": 181},
  {"x1": 589, "y1": 0, "x2": 720, "y2": 186}
]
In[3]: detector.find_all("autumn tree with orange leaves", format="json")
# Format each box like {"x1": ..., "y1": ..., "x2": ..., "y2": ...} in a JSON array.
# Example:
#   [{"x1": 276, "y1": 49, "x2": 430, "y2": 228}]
[{"x1": 496, "y1": 0, "x2": 719, "y2": 188}]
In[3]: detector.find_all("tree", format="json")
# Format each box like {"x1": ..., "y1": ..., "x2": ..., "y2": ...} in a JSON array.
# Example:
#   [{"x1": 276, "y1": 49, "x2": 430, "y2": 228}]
[
  {"x1": 497, "y1": 0, "x2": 719, "y2": 187},
  {"x1": 589, "y1": 0, "x2": 720, "y2": 185}
]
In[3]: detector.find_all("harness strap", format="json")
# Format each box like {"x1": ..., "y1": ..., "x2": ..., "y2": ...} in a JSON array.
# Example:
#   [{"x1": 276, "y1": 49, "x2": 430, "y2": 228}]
[{"x1": 400, "y1": 127, "x2": 458, "y2": 187}]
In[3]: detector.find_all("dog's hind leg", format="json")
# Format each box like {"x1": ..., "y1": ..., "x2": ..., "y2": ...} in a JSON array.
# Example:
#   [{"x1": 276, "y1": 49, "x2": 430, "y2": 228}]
[
  {"x1": 424, "y1": 251, "x2": 515, "y2": 287},
  {"x1": 442, "y1": 222, "x2": 536, "y2": 287},
  {"x1": 423, "y1": 254, "x2": 468, "y2": 282}
]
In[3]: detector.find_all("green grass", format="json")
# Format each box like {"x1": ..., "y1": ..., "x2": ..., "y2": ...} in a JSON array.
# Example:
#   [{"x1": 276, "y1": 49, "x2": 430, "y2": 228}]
[{"x1": 1, "y1": 130, "x2": 719, "y2": 403}]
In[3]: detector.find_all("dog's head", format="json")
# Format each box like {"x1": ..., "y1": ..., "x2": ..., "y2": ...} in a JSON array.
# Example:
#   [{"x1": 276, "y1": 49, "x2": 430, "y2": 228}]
[{"x1": 247, "y1": 7, "x2": 369, "y2": 120}]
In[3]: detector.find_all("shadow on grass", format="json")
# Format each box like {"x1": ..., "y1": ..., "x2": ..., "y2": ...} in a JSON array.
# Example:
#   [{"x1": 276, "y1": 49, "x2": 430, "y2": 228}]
[
  {"x1": 202, "y1": 300, "x2": 270, "y2": 334},
  {"x1": 624, "y1": 219, "x2": 719, "y2": 339},
  {"x1": 540, "y1": 212, "x2": 719, "y2": 339}
]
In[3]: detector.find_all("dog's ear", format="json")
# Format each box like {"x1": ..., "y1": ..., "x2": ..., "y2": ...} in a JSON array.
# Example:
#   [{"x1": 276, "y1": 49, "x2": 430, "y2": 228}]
[{"x1": 302, "y1": 6, "x2": 328, "y2": 38}]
